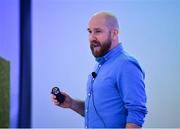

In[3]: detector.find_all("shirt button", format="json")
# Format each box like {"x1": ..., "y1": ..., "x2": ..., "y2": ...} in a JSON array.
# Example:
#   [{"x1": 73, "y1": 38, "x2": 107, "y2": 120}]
[
  {"x1": 98, "y1": 64, "x2": 101, "y2": 67},
  {"x1": 88, "y1": 93, "x2": 91, "y2": 96},
  {"x1": 86, "y1": 109, "x2": 88, "y2": 113}
]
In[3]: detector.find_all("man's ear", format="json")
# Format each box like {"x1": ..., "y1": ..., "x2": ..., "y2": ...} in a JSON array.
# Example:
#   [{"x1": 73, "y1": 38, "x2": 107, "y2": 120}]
[{"x1": 111, "y1": 28, "x2": 119, "y2": 40}]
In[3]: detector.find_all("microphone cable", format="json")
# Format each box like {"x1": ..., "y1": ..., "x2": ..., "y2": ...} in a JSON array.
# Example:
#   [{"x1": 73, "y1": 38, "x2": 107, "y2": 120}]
[{"x1": 91, "y1": 72, "x2": 107, "y2": 128}]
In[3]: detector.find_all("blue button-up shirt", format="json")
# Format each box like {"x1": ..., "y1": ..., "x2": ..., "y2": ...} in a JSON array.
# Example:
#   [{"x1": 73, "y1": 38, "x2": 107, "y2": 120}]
[{"x1": 85, "y1": 43, "x2": 147, "y2": 128}]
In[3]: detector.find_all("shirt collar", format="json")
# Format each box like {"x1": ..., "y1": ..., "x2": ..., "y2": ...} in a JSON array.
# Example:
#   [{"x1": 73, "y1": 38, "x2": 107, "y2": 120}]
[{"x1": 95, "y1": 43, "x2": 123, "y2": 64}]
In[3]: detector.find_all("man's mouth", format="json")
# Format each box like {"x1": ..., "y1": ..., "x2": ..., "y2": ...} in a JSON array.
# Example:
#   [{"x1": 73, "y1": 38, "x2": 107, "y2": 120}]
[
  {"x1": 92, "y1": 45, "x2": 99, "y2": 48},
  {"x1": 91, "y1": 42, "x2": 100, "y2": 48}
]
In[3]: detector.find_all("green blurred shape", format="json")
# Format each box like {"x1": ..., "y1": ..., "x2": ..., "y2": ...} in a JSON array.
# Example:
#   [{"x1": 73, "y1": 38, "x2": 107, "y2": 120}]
[{"x1": 0, "y1": 57, "x2": 10, "y2": 128}]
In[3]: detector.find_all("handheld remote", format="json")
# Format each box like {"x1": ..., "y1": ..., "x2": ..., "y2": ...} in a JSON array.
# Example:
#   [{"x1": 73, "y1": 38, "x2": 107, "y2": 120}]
[{"x1": 51, "y1": 87, "x2": 65, "y2": 103}]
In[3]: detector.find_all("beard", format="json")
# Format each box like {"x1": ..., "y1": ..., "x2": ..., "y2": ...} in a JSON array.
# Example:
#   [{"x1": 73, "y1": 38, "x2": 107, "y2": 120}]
[{"x1": 90, "y1": 37, "x2": 112, "y2": 57}]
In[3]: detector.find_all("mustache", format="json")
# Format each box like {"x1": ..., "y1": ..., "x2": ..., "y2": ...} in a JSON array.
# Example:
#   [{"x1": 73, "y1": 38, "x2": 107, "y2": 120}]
[{"x1": 90, "y1": 40, "x2": 101, "y2": 47}]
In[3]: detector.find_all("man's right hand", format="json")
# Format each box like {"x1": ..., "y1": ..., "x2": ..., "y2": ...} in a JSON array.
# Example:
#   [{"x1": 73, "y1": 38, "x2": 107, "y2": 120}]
[
  {"x1": 51, "y1": 92, "x2": 73, "y2": 108},
  {"x1": 51, "y1": 91, "x2": 85, "y2": 116}
]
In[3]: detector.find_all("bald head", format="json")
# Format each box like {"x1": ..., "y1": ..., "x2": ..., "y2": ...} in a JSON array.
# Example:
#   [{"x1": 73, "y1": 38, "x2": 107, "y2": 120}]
[{"x1": 90, "y1": 11, "x2": 119, "y2": 30}]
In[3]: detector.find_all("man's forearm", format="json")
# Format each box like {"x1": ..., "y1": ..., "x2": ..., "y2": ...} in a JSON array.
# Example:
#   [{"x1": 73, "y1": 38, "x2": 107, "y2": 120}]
[
  {"x1": 126, "y1": 123, "x2": 141, "y2": 128},
  {"x1": 70, "y1": 100, "x2": 85, "y2": 117}
]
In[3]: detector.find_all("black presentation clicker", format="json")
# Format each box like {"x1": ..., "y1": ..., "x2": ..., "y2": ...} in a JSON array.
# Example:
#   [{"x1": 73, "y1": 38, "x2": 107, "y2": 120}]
[{"x1": 51, "y1": 87, "x2": 65, "y2": 103}]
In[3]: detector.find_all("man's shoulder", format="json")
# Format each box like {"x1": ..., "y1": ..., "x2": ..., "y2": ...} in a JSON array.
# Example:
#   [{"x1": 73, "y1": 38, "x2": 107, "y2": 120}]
[
  {"x1": 115, "y1": 51, "x2": 138, "y2": 64},
  {"x1": 113, "y1": 51, "x2": 144, "y2": 72}
]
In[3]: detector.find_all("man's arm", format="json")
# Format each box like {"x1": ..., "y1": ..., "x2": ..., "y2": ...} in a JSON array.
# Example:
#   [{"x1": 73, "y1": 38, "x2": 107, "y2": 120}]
[
  {"x1": 70, "y1": 99, "x2": 85, "y2": 116},
  {"x1": 51, "y1": 92, "x2": 85, "y2": 117},
  {"x1": 126, "y1": 123, "x2": 141, "y2": 128},
  {"x1": 117, "y1": 60, "x2": 147, "y2": 127}
]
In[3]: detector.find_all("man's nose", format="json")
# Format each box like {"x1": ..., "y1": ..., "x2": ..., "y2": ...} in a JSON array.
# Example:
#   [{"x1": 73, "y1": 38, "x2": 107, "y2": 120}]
[{"x1": 89, "y1": 33, "x2": 97, "y2": 42}]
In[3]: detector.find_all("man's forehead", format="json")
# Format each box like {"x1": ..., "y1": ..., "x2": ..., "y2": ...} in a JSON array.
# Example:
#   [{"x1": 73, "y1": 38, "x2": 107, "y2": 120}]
[
  {"x1": 89, "y1": 15, "x2": 106, "y2": 25},
  {"x1": 88, "y1": 18, "x2": 107, "y2": 30}
]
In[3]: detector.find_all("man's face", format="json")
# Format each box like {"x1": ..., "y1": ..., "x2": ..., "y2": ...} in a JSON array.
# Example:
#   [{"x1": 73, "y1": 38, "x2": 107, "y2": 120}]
[{"x1": 88, "y1": 17, "x2": 112, "y2": 57}]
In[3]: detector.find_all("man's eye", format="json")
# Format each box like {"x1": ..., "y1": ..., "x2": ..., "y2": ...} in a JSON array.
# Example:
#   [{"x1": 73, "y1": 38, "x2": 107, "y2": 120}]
[
  {"x1": 95, "y1": 30, "x2": 102, "y2": 33},
  {"x1": 88, "y1": 30, "x2": 92, "y2": 34}
]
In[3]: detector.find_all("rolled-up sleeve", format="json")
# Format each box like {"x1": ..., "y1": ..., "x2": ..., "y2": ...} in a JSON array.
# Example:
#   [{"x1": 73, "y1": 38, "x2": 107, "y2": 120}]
[{"x1": 117, "y1": 60, "x2": 148, "y2": 126}]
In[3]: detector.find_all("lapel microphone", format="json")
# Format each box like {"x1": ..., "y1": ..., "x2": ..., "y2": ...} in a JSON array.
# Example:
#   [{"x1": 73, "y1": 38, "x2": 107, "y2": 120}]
[{"x1": 92, "y1": 72, "x2": 97, "y2": 79}]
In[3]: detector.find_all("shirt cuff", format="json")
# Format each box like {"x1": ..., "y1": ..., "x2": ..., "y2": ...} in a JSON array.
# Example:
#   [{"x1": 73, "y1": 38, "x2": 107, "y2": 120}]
[{"x1": 126, "y1": 110, "x2": 146, "y2": 126}]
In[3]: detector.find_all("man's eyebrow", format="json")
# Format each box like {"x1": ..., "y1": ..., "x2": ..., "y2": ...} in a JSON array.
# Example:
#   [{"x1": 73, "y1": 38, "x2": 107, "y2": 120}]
[
  {"x1": 87, "y1": 28, "x2": 102, "y2": 31},
  {"x1": 94, "y1": 28, "x2": 102, "y2": 30}
]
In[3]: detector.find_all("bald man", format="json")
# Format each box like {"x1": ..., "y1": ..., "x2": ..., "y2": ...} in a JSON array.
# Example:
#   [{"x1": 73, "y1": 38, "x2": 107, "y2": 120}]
[{"x1": 51, "y1": 11, "x2": 147, "y2": 128}]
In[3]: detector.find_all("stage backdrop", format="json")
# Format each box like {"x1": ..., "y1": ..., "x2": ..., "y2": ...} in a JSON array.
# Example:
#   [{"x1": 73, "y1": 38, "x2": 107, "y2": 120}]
[{"x1": 32, "y1": 0, "x2": 180, "y2": 128}]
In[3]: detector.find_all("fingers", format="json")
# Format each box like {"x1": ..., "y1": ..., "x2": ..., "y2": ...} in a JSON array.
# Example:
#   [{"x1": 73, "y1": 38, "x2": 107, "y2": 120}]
[
  {"x1": 51, "y1": 94, "x2": 56, "y2": 101},
  {"x1": 54, "y1": 101, "x2": 60, "y2": 106},
  {"x1": 51, "y1": 94, "x2": 60, "y2": 105}
]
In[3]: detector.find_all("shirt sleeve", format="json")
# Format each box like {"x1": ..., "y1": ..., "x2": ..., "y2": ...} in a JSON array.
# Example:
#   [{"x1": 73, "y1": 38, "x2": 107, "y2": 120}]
[{"x1": 117, "y1": 60, "x2": 148, "y2": 127}]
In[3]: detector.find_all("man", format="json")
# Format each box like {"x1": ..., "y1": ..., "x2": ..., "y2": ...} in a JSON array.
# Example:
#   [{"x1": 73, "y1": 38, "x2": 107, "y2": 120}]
[{"x1": 52, "y1": 11, "x2": 147, "y2": 128}]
